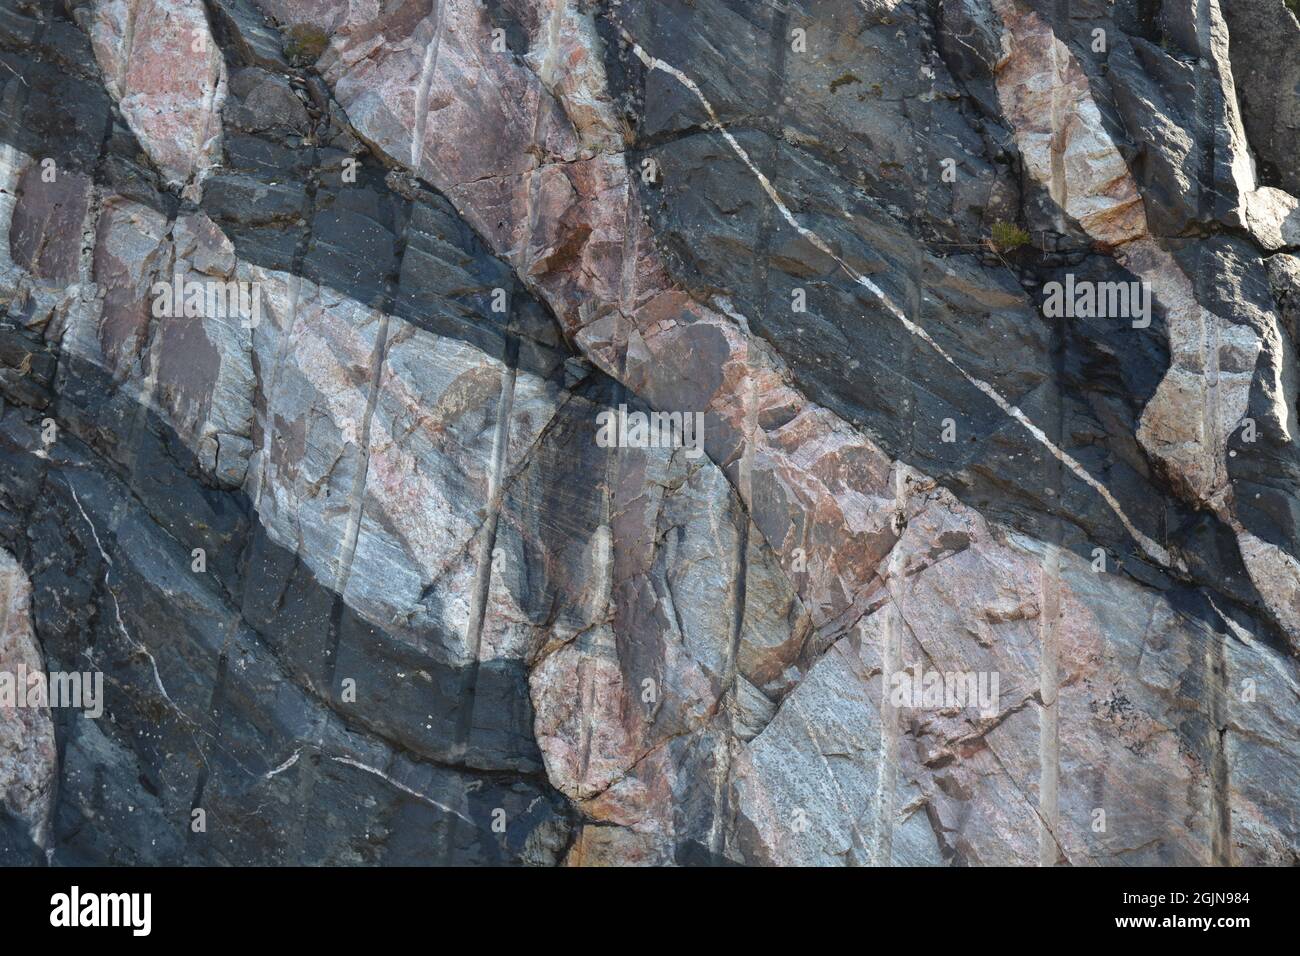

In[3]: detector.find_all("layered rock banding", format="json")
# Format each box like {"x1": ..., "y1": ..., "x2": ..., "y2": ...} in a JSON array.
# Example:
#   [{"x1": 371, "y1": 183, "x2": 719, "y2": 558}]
[{"x1": 0, "y1": 0, "x2": 1295, "y2": 865}]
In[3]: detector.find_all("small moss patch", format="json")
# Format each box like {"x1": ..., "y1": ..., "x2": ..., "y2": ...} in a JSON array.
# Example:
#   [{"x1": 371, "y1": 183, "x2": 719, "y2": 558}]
[
  {"x1": 829, "y1": 73, "x2": 862, "y2": 93},
  {"x1": 284, "y1": 24, "x2": 329, "y2": 67}
]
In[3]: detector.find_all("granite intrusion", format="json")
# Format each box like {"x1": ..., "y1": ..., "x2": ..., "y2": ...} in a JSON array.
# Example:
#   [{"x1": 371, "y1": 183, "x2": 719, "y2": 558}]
[{"x1": 0, "y1": 0, "x2": 1296, "y2": 865}]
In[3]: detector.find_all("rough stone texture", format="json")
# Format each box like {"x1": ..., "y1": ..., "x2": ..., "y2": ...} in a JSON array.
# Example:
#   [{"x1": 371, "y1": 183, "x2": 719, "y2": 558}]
[
  {"x1": 0, "y1": 546, "x2": 55, "y2": 850},
  {"x1": 88, "y1": 0, "x2": 227, "y2": 196},
  {"x1": 0, "y1": 0, "x2": 1296, "y2": 866},
  {"x1": 1222, "y1": 0, "x2": 1300, "y2": 197}
]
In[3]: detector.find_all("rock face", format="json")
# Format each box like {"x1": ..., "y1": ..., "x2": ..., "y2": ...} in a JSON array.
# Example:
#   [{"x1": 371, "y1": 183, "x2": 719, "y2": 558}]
[
  {"x1": 0, "y1": 0, "x2": 1296, "y2": 865},
  {"x1": 0, "y1": 547, "x2": 55, "y2": 854}
]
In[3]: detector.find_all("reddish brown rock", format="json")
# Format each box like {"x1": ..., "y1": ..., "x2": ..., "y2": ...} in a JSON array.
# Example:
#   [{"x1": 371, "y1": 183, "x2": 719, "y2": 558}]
[{"x1": 88, "y1": 0, "x2": 227, "y2": 194}]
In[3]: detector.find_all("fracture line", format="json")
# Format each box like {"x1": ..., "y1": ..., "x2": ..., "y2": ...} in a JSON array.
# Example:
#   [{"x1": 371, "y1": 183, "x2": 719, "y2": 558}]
[
  {"x1": 619, "y1": 33, "x2": 1174, "y2": 571},
  {"x1": 69, "y1": 487, "x2": 175, "y2": 708},
  {"x1": 265, "y1": 749, "x2": 302, "y2": 779},
  {"x1": 330, "y1": 756, "x2": 475, "y2": 824}
]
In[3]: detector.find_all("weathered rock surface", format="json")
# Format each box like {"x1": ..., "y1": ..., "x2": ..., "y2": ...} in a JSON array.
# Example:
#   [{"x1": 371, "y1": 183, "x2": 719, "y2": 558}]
[
  {"x1": 89, "y1": 0, "x2": 226, "y2": 196},
  {"x1": 0, "y1": 0, "x2": 1295, "y2": 866},
  {"x1": 0, "y1": 546, "x2": 55, "y2": 851},
  {"x1": 1222, "y1": 0, "x2": 1300, "y2": 198}
]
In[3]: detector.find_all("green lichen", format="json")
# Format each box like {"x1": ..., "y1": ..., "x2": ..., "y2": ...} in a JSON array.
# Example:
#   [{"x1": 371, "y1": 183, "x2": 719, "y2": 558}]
[{"x1": 283, "y1": 24, "x2": 329, "y2": 67}]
